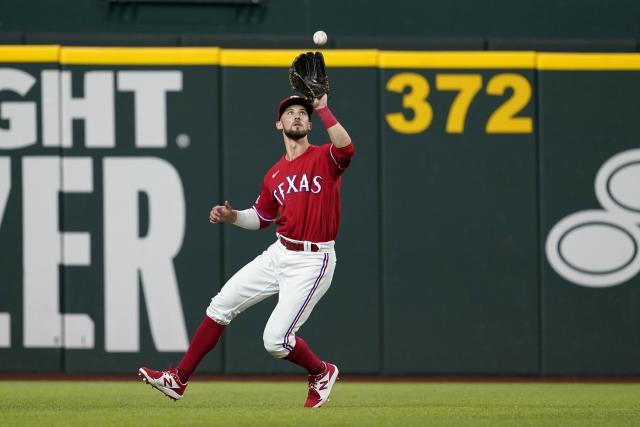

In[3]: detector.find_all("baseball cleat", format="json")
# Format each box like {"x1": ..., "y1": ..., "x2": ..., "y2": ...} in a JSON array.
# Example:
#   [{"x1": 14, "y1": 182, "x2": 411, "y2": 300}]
[
  {"x1": 138, "y1": 367, "x2": 187, "y2": 401},
  {"x1": 304, "y1": 361, "x2": 339, "y2": 408}
]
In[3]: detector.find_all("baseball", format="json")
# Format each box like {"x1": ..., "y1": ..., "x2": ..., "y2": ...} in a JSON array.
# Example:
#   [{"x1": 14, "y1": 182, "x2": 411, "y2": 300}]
[{"x1": 313, "y1": 30, "x2": 328, "y2": 46}]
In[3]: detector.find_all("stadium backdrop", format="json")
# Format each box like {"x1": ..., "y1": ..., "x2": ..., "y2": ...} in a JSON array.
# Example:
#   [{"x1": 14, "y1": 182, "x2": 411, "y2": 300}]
[{"x1": 1, "y1": 46, "x2": 639, "y2": 375}]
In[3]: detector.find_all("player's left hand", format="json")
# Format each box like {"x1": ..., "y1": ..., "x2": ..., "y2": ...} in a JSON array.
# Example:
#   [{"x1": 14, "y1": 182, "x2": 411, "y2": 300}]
[
  {"x1": 209, "y1": 200, "x2": 235, "y2": 224},
  {"x1": 312, "y1": 93, "x2": 328, "y2": 109},
  {"x1": 289, "y1": 51, "x2": 330, "y2": 104}
]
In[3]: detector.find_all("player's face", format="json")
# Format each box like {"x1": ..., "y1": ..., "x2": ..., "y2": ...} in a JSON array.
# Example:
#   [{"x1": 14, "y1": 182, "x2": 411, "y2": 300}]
[{"x1": 279, "y1": 105, "x2": 311, "y2": 140}]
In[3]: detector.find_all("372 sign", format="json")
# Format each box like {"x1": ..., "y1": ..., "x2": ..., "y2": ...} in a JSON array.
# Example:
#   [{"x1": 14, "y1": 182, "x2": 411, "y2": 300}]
[{"x1": 385, "y1": 72, "x2": 533, "y2": 135}]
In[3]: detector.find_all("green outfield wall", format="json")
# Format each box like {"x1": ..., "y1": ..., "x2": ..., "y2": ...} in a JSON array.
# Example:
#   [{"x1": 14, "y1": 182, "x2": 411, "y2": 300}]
[
  {"x1": 3, "y1": 0, "x2": 640, "y2": 42},
  {"x1": 1, "y1": 47, "x2": 639, "y2": 375}
]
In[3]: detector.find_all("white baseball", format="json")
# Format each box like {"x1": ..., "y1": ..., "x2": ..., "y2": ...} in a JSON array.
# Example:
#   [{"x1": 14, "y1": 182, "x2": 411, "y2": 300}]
[{"x1": 313, "y1": 30, "x2": 328, "y2": 46}]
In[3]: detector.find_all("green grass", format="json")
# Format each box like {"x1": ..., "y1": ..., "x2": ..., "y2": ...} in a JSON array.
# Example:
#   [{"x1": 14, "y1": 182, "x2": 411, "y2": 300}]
[{"x1": 1, "y1": 381, "x2": 640, "y2": 426}]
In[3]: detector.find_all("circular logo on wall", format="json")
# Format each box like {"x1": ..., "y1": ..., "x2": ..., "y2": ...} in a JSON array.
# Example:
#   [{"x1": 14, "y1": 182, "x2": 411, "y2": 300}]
[{"x1": 546, "y1": 149, "x2": 640, "y2": 288}]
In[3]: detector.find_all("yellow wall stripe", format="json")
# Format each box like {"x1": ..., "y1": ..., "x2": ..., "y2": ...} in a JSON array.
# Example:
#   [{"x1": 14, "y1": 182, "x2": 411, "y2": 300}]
[
  {"x1": 5, "y1": 46, "x2": 640, "y2": 70},
  {"x1": 221, "y1": 50, "x2": 308, "y2": 67},
  {"x1": 60, "y1": 47, "x2": 220, "y2": 65},
  {"x1": 220, "y1": 49, "x2": 379, "y2": 67},
  {"x1": 0, "y1": 45, "x2": 60, "y2": 62},
  {"x1": 537, "y1": 53, "x2": 640, "y2": 70},
  {"x1": 379, "y1": 51, "x2": 536, "y2": 69}
]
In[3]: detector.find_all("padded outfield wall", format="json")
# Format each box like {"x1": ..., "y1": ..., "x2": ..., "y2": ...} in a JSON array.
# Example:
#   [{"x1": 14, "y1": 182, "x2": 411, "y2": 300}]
[{"x1": 0, "y1": 47, "x2": 639, "y2": 375}]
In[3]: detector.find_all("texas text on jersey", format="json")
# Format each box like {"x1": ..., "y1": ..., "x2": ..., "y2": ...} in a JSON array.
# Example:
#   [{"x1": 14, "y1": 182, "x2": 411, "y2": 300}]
[{"x1": 253, "y1": 143, "x2": 354, "y2": 243}]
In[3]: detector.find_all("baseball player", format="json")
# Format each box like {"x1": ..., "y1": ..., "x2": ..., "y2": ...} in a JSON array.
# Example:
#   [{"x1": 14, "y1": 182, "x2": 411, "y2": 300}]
[{"x1": 138, "y1": 92, "x2": 354, "y2": 408}]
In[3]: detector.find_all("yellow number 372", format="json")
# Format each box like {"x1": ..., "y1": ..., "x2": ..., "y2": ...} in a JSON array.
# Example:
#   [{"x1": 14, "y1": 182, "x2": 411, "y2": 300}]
[{"x1": 385, "y1": 72, "x2": 533, "y2": 134}]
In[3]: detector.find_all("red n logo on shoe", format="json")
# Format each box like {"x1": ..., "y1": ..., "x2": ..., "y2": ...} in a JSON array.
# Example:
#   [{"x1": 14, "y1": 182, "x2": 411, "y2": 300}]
[
  {"x1": 319, "y1": 380, "x2": 328, "y2": 391},
  {"x1": 164, "y1": 377, "x2": 174, "y2": 387}
]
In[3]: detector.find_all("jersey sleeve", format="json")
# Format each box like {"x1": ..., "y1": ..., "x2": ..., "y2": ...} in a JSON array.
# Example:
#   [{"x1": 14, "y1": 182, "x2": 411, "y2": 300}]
[
  {"x1": 328, "y1": 142, "x2": 355, "y2": 175},
  {"x1": 252, "y1": 180, "x2": 279, "y2": 229}
]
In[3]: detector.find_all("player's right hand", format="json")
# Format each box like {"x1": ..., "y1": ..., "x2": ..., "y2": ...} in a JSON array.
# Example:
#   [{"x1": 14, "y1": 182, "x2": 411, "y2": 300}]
[{"x1": 209, "y1": 200, "x2": 234, "y2": 224}]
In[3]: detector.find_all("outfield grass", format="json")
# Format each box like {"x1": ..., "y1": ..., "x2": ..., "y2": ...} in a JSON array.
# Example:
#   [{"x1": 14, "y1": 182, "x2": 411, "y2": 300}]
[{"x1": 1, "y1": 380, "x2": 640, "y2": 426}]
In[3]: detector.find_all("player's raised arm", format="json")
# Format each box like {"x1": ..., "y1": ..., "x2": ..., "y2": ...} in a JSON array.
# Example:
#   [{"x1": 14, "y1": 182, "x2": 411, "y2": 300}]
[
  {"x1": 288, "y1": 51, "x2": 352, "y2": 149},
  {"x1": 312, "y1": 94, "x2": 352, "y2": 149}
]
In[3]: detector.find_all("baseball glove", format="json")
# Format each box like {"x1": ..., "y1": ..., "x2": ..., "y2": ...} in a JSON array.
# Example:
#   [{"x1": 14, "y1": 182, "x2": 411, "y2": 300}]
[{"x1": 288, "y1": 51, "x2": 330, "y2": 103}]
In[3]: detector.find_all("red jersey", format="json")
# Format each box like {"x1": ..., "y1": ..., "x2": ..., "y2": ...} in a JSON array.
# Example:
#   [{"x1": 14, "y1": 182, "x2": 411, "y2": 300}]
[{"x1": 252, "y1": 142, "x2": 355, "y2": 243}]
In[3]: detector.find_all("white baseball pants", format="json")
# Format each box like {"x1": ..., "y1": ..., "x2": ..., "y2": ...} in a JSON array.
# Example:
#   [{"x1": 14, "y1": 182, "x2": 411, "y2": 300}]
[{"x1": 206, "y1": 238, "x2": 336, "y2": 358}]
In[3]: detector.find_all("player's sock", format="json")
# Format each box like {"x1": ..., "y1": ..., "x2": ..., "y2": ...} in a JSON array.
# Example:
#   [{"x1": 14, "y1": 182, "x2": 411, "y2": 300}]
[
  {"x1": 177, "y1": 315, "x2": 225, "y2": 383},
  {"x1": 284, "y1": 336, "x2": 325, "y2": 375}
]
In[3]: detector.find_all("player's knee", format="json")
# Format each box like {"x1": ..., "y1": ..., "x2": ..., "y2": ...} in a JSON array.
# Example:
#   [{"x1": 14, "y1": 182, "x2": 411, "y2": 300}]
[
  {"x1": 262, "y1": 330, "x2": 289, "y2": 358},
  {"x1": 205, "y1": 295, "x2": 233, "y2": 326}
]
